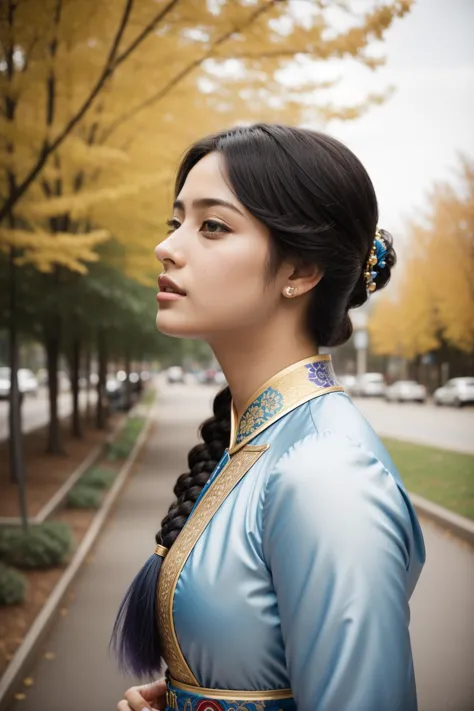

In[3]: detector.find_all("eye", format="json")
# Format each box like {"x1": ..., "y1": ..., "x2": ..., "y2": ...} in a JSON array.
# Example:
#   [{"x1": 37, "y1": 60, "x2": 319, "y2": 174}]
[
  {"x1": 166, "y1": 218, "x2": 181, "y2": 234},
  {"x1": 200, "y1": 219, "x2": 230, "y2": 238}
]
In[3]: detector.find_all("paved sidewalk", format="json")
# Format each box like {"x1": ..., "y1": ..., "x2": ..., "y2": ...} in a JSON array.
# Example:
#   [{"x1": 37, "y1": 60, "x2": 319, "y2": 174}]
[{"x1": 9, "y1": 386, "x2": 214, "y2": 711}]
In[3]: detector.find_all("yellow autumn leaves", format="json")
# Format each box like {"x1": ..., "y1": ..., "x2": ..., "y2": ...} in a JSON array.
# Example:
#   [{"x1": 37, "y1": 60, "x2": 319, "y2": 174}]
[
  {"x1": 1, "y1": 0, "x2": 413, "y2": 284},
  {"x1": 369, "y1": 156, "x2": 474, "y2": 356}
]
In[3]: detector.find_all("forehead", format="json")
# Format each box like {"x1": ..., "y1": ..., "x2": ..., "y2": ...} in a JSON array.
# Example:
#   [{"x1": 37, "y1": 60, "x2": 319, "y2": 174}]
[{"x1": 178, "y1": 152, "x2": 234, "y2": 201}]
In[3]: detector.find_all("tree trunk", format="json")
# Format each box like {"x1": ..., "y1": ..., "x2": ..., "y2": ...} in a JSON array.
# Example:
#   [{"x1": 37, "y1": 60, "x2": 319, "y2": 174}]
[
  {"x1": 71, "y1": 336, "x2": 82, "y2": 438},
  {"x1": 85, "y1": 341, "x2": 92, "y2": 424},
  {"x1": 96, "y1": 331, "x2": 108, "y2": 430},
  {"x1": 8, "y1": 248, "x2": 29, "y2": 530},
  {"x1": 125, "y1": 349, "x2": 132, "y2": 411},
  {"x1": 45, "y1": 314, "x2": 65, "y2": 454}
]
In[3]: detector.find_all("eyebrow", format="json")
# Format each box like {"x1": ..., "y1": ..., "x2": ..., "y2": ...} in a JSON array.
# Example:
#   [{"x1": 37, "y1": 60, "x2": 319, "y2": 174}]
[{"x1": 173, "y1": 197, "x2": 244, "y2": 216}]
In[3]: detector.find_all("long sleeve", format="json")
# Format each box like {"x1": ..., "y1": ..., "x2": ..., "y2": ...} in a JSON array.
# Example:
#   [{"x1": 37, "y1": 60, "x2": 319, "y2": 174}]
[{"x1": 262, "y1": 431, "x2": 419, "y2": 711}]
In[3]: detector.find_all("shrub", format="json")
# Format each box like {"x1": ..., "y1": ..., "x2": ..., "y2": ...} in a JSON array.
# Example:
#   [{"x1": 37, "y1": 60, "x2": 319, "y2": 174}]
[
  {"x1": 106, "y1": 415, "x2": 145, "y2": 461},
  {"x1": 0, "y1": 522, "x2": 73, "y2": 569},
  {"x1": 122, "y1": 417, "x2": 143, "y2": 441},
  {"x1": 80, "y1": 467, "x2": 115, "y2": 490},
  {"x1": 106, "y1": 439, "x2": 133, "y2": 461},
  {"x1": 0, "y1": 562, "x2": 27, "y2": 605},
  {"x1": 66, "y1": 485, "x2": 102, "y2": 509}
]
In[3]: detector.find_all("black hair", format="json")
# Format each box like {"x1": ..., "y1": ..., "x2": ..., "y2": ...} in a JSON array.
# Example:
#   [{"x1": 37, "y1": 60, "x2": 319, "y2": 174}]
[{"x1": 112, "y1": 123, "x2": 396, "y2": 676}]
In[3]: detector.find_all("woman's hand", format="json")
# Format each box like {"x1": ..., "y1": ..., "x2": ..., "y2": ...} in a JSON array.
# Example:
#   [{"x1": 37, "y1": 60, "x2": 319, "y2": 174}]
[{"x1": 117, "y1": 678, "x2": 167, "y2": 711}]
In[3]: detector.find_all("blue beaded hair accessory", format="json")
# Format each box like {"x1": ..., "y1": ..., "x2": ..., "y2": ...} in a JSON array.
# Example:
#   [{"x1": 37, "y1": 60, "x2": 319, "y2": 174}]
[{"x1": 364, "y1": 229, "x2": 387, "y2": 294}]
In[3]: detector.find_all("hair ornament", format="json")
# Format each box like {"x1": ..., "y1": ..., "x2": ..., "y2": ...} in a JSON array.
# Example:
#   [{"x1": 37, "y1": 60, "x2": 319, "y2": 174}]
[{"x1": 364, "y1": 229, "x2": 387, "y2": 294}]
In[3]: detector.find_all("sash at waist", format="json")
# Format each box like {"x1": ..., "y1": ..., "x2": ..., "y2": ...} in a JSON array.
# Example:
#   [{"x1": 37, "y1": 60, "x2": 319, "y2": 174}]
[{"x1": 166, "y1": 677, "x2": 296, "y2": 711}]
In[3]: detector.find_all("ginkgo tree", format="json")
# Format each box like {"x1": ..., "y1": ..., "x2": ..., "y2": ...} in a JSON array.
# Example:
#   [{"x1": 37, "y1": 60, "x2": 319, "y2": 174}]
[
  {"x1": 369, "y1": 155, "x2": 474, "y2": 374},
  {"x1": 2, "y1": 0, "x2": 413, "y2": 270},
  {"x1": 1, "y1": 0, "x2": 413, "y2": 493}
]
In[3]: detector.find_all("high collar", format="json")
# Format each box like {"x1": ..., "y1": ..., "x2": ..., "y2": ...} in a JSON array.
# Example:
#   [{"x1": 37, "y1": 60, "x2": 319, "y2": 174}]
[{"x1": 228, "y1": 354, "x2": 343, "y2": 455}]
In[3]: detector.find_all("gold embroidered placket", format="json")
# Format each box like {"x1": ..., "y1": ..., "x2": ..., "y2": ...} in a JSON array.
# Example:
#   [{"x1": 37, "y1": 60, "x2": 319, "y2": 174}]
[{"x1": 157, "y1": 444, "x2": 270, "y2": 685}]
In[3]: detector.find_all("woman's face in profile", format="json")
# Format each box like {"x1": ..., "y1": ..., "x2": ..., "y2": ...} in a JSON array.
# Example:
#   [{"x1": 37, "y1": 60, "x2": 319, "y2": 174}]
[{"x1": 155, "y1": 152, "x2": 286, "y2": 341}]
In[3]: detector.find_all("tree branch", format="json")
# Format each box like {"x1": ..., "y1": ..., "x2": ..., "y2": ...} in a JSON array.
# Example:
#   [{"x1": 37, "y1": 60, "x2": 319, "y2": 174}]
[
  {"x1": 112, "y1": 0, "x2": 181, "y2": 69},
  {"x1": 0, "y1": 0, "x2": 135, "y2": 222},
  {"x1": 0, "y1": 0, "x2": 185, "y2": 222},
  {"x1": 100, "y1": 0, "x2": 280, "y2": 142}
]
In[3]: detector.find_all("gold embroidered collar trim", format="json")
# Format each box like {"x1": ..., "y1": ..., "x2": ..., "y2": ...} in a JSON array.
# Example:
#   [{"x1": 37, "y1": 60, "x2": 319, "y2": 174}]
[{"x1": 229, "y1": 354, "x2": 343, "y2": 455}]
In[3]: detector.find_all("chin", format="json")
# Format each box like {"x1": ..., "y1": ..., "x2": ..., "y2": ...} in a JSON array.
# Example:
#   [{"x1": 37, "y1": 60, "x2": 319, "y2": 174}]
[{"x1": 156, "y1": 311, "x2": 201, "y2": 339}]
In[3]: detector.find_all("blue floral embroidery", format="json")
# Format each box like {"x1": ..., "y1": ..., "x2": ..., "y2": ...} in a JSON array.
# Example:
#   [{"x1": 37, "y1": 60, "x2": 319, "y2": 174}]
[
  {"x1": 236, "y1": 387, "x2": 284, "y2": 444},
  {"x1": 305, "y1": 361, "x2": 336, "y2": 388}
]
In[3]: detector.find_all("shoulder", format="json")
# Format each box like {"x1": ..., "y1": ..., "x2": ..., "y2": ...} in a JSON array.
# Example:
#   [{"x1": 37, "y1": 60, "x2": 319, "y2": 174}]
[
  {"x1": 260, "y1": 422, "x2": 425, "y2": 589},
  {"x1": 267, "y1": 429, "x2": 392, "y2": 493},
  {"x1": 262, "y1": 430, "x2": 410, "y2": 549}
]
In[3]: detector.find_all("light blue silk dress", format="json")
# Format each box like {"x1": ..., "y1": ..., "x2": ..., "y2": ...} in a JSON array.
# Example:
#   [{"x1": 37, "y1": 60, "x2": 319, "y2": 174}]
[{"x1": 158, "y1": 355, "x2": 426, "y2": 711}]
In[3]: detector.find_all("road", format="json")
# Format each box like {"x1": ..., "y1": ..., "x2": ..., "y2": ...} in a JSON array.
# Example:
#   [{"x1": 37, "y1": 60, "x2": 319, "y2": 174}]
[
  {"x1": 1, "y1": 380, "x2": 473, "y2": 454},
  {"x1": 8, "y1": 382, "x2": 474, "y2": 711},
  {"x1": 0, "y1": 388, "x2": 97, "y2": 442},
  {"x1": 353, "y1": 396, "x2": 474, "y2": 454}
]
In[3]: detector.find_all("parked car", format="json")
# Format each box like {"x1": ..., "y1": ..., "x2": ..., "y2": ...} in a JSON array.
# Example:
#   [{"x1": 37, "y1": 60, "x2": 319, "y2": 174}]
[
  {"x1": 166, "y1": 366, "x2": 185, "y2": 384},
  {"x1": 338, "y1": 374, "x2": 357, "y2": 396},
  {"x1": 385, "y1": 380, "x2": 427, "y2": 403},
  {"x1": 0, "y1": 367, "x2": 37, "y2": 399},
  {"x1": 18, "y1": 369, "x2": 39, "y2": 396},
  {"x1": 0, "y1": 367, "x2": 11, "y2": 399},
  {"x1": 197, "y1": 368, "x2": 227, "y2": 385},
  {"x1": 434, "y1": 377, "x2": 474, "y2": 407},
  {"x1": 353, "y1": 372, "x2": 386, "y2": 397},
  {"x1": 105, "y1": 377, "x2": 128, "y2": 410}
]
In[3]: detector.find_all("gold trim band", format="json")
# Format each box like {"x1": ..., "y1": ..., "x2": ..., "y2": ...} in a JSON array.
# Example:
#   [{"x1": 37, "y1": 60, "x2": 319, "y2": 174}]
[
  {"x1": 169, "y1": 676, "x2": 293, "y2": 701},
  {"x1": 154, "y1": 544, "x2": 169, "y2": 558},
  {"x1": 158, "y1": 445, "x2": 270, "y2": 685}
]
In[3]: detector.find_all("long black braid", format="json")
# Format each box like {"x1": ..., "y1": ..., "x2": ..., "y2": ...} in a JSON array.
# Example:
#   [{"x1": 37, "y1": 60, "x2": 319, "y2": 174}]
[{"x1": 158, "y1": 386, "x2": 231, "y2": 548}]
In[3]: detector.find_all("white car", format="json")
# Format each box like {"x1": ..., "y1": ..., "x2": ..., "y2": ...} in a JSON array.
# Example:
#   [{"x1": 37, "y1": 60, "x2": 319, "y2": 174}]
[
  {"x1": 338, "y1": 374, "x2": 357, "y2": 395},
  {"x1": 18, "y1": 369, "x2": 39, "y2": 396},
  {"x1": 353, "y1": 372, "x2": 386, "y2": 397},
  {"x1": 385, "y1": 380, "x2": 427, "y2": 403},
  {"x1": 434, "y1": 378, "x2": 474, "y2": 407},
  {"x1": 0, "y1": 367, "x2": 11, "y2": 399},
  {"x1": 166, "y1": 366, "x2": 185, "y2": 384},
  {"x1": 0, "y1": 367, "x2": 38, "y2": 399}
]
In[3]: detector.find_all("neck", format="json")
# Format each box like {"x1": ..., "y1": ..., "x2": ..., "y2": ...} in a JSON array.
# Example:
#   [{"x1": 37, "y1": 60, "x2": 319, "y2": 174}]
[{"x1": 208, "y1": 319, "x2": 318, "y2": 420}]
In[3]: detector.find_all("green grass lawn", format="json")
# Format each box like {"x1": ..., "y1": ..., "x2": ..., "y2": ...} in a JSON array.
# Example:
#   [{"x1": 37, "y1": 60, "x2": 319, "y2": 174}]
[{"x1": 383, "y1": 438, "x2": 474, "y2": 520}]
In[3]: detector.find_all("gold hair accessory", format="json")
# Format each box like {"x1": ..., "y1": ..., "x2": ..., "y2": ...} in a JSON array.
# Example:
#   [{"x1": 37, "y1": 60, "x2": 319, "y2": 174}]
[
  {"x1": 154, "y1": 544, "x2": 169, "y2": 558},
  {"x1": 284, "y1": 286, "x2": 297, "y2": 297},
  {"x1": 364, "y1": 229, "x2": 387, "y2": 294}
]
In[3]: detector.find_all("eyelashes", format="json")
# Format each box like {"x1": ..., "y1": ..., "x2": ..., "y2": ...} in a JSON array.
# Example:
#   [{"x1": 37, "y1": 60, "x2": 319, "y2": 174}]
[
  {"x1": 166, "y1": 218, "x2": 181, "y2": 234},
  {"x1": 166, "y1": 218, "x2": 231, "y2": 239}
]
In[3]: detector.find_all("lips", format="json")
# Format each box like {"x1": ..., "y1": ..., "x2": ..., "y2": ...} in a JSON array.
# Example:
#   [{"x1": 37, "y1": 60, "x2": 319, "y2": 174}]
[{"x1": 157, "y1": 274, "x2": 187, "y2": 296}]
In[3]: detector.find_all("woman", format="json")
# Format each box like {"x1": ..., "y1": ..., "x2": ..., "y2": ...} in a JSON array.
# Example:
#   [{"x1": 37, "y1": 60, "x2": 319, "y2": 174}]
[{"x1": 114, "y1": 124, "x2": 425, "y2": 711}]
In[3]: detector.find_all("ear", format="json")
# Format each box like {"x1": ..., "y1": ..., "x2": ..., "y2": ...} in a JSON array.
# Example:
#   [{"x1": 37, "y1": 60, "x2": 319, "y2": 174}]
[{"x1": 283, "y1": 262, "x2": 323, "y2": 297}]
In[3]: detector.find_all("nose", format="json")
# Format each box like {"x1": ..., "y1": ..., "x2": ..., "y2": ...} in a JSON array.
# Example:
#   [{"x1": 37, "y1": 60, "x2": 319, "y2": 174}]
[{"x1": 155, "y1": 233, "x2": 185, "y2": 269}]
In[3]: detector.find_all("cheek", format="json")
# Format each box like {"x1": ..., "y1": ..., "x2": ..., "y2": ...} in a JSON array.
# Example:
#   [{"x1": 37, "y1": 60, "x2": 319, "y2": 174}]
[
  {"x1": 199, "y1": 245, "x2": 270, "y2": 318},
  {"x1": 157, "y1": 240, "x2": 275, "y2": 338}
]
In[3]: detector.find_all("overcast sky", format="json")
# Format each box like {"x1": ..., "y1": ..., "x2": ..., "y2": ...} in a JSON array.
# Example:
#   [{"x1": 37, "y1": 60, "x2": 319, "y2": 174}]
[{"x1": 321, "y1": 0, "x2": 474, "y2": 238}]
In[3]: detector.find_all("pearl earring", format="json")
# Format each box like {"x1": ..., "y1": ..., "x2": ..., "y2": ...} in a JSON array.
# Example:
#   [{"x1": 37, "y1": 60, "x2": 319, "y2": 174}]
[{"x1": 285, "y1": 286, "x2": 297, "y2": 297}]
